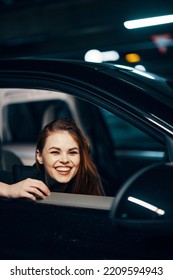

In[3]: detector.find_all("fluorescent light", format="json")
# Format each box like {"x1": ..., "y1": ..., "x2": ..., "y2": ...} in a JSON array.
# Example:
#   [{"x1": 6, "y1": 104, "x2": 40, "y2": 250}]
[
  {"x1": 124, "y1": 14, "x2": 173, "y2": 29},
  {"x1": 128, "y1": 196, "x2": 165, "y2": 216}
]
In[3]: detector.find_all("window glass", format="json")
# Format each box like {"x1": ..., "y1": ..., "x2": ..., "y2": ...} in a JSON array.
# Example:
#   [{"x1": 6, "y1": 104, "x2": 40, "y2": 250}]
[{"x1": 100, "y1": 108, "x2": 163, "y2": 149}]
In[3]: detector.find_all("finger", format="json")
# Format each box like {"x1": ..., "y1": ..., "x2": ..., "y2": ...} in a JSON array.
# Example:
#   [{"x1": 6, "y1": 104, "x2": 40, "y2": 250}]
[
  {"x1": 26, "y1": 178, "x2": 50, "y2": 195},
  {"x1": 27, "y1": 187, "x2": 47, "y2": 199},
  {"x1": 21, "y1": 192, "x2": 37, "y2": 202}
]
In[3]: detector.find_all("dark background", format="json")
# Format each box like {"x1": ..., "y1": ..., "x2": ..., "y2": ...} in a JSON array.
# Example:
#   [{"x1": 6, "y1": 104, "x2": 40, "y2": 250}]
[{"x1": 0, "y1": 0, "x2": 173, "y2": 79}]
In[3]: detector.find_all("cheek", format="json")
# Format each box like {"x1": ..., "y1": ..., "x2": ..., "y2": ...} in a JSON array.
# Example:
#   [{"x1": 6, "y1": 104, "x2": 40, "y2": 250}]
[
  {"x1": 41, "y1": 154, "x2": 53, "y2": 167},
  {"x1": 75, "y1": 156, "x2": 80, "y2": 167},
  {"x1": 74, "y1": 157, "x2": 80, "y2": 174},
  {"x1": 70, "y1": 155, "x2": 80, "y2": 172}
]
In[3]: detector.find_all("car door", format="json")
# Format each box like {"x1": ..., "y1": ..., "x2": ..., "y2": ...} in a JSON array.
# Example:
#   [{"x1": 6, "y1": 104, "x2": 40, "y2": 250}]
[
  {"x1": 0, "y1": 94, "x2": 170, "y2": 260},
  {"x1": 1, "y1": 192, "x2": 172, "y2": 260},
  {"x1": 0, "y1": 194, "x2": 116, "y2": 260},
  {"x1": 0, "y1": 59, "x2": 172, "y2": 260}
]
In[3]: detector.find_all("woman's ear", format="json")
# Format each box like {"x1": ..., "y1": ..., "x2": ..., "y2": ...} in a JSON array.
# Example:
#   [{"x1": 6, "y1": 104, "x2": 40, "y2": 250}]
[{"x1": 36, "y1": 149, "x2": 43, "y2": 164}]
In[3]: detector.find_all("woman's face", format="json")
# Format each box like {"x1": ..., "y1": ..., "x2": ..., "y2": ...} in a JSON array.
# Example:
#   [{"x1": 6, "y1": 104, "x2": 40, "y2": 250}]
[{"x1": 37, "y1": 131, "x2": 80, "y2": 184}]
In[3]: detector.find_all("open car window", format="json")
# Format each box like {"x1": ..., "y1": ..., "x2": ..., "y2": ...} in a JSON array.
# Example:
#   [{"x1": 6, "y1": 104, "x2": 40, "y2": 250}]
[{"x1": 0, "y1": 88, "x2": 168, "y2": 198}]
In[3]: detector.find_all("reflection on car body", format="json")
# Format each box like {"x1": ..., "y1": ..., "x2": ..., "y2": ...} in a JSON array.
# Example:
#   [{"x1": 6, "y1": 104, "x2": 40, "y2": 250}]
[{"x1": 0, "y1": 58, "x2": 173, "y2": 259}]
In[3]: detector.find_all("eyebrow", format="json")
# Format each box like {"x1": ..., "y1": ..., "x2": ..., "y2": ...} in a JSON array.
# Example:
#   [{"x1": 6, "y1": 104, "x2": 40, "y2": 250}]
[
  {"x1": 69, "y1": 147, "x2": 79, "y2": 151},
  {"x1": 48, "y1": 147, "x2": 79, "y2": 151}
]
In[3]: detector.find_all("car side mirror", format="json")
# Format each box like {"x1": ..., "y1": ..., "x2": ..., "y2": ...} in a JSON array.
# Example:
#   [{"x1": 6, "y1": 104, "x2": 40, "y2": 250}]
[{"x1": 110, "y1": 163, "x2": 173, "y2": 235}]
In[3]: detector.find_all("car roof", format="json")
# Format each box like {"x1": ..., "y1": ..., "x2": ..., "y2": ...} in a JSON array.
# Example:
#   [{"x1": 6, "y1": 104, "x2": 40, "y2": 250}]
[
  {"x1": 0, "y1": 58, "x2": 172, "y2": 98},
  {"x1": 0, "y1": 58, "x2": 173, "y2": 137}
]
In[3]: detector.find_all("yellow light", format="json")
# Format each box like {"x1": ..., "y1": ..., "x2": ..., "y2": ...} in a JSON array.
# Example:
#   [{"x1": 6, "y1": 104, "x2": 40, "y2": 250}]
[{"x1": 125, "y1": 53, "x2": 141, "y2": 63}]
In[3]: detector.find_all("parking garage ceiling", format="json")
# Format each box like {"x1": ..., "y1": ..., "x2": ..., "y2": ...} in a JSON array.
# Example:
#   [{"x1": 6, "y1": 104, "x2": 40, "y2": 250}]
[{"x1": 0, "y1": 0, "x2": 173, "y2": 78}]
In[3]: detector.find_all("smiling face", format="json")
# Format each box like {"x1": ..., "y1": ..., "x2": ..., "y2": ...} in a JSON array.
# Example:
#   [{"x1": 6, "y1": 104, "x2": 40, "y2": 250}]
[{"x1": 36, "y1": 131, "x2": 80, "y2": 184}]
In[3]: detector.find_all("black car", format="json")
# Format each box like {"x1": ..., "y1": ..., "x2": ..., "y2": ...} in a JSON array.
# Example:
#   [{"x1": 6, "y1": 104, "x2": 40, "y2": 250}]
[{"x1": 0, "y1": 59, "x2": 173, "y2": 260}]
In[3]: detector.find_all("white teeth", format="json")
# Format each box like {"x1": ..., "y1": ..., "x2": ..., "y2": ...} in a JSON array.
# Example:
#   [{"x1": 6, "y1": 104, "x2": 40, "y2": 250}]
[{"x1": 56, "y1": 167, "x2": 71, "y2": 172}]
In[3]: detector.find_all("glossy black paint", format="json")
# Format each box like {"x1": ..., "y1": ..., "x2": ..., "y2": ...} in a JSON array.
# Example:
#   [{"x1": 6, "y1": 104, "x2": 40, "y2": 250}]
[
  {"x1": 1, "y1": 198, "x2": 173, "y2": 260},
  {"x1": 0, "y1": 59, "x2": 173, "y2": 142}
]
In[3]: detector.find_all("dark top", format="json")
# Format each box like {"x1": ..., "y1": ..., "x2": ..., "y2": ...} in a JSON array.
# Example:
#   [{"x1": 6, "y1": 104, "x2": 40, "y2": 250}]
[{"x1": 0, "y1": 164, "x2": 74, "y2": 193}]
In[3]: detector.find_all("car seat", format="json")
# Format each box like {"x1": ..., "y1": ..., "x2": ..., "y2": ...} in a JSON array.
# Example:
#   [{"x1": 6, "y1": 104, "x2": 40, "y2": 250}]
[{"x1": 0, "y1": 139, "x2": 23, "y2": 171}]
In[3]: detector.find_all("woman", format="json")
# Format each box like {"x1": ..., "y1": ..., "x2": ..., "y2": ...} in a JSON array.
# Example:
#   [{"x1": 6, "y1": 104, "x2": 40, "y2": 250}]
[{"x1": 0, "y1": 119, "x2": 105, "y2": 201}]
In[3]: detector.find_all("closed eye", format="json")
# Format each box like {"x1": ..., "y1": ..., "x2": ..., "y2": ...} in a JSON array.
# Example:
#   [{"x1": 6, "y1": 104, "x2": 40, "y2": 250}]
[
  {"x1": 69, "y1": 151, "x2": 79, "y2": 155},
  {"x1": 50, "y1": 151, "x2": 60, "y2": 154}
]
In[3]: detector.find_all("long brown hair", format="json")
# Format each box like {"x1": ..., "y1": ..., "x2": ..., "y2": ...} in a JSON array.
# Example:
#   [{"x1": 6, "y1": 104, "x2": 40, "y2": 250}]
[{"x1": 36, "y1": 119, "x2": 104, "y2": 195}]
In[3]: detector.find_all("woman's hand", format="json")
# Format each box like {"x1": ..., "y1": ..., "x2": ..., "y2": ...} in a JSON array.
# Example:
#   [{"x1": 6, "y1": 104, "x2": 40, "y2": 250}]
[{"x1": 0, "y1": 178, "x2": 50, "y2": 201}]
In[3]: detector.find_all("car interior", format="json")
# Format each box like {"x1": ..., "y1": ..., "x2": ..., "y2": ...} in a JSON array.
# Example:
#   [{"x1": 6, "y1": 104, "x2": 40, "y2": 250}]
[{"x1": 0, "y1": 88, "x2": 167, "y2": 197}]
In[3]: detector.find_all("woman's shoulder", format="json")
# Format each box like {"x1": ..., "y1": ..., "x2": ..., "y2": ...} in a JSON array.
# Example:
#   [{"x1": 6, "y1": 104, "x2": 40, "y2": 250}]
[
  {"x1": 0, "y1": 164, "x2": 40, "y2": 184},
  {"x1": 12, "y1": 164, "x2": 44, "y2": 183},
  {"x1": 0, "y1": 170, "x2": 14, "y2": 184}
]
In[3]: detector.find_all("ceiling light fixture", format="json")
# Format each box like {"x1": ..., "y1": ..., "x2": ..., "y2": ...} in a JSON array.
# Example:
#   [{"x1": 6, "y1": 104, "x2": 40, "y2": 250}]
[
  {"x1": 84, "y1": 49, "x2": 119, "y2": 63},
  {"x1": 124, "y1": 14, "x2": 173, "y2": 29}
]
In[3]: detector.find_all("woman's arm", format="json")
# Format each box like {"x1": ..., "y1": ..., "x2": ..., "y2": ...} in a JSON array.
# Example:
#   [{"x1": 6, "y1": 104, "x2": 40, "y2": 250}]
[{"x1": 0, "y1": 178, "x2": 50, "y2": 201}]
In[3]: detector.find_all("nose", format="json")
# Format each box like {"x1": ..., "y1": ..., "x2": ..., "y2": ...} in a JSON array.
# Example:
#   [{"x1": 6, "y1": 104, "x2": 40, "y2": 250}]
[{"x1": 59, "y1": 153, "x2": 69, "y2": 163}]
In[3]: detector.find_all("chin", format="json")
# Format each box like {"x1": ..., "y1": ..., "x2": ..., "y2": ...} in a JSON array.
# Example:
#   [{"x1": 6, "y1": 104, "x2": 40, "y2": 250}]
[{"x1": 56, "y1": 177, "x2": 71, "y2": 184}]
